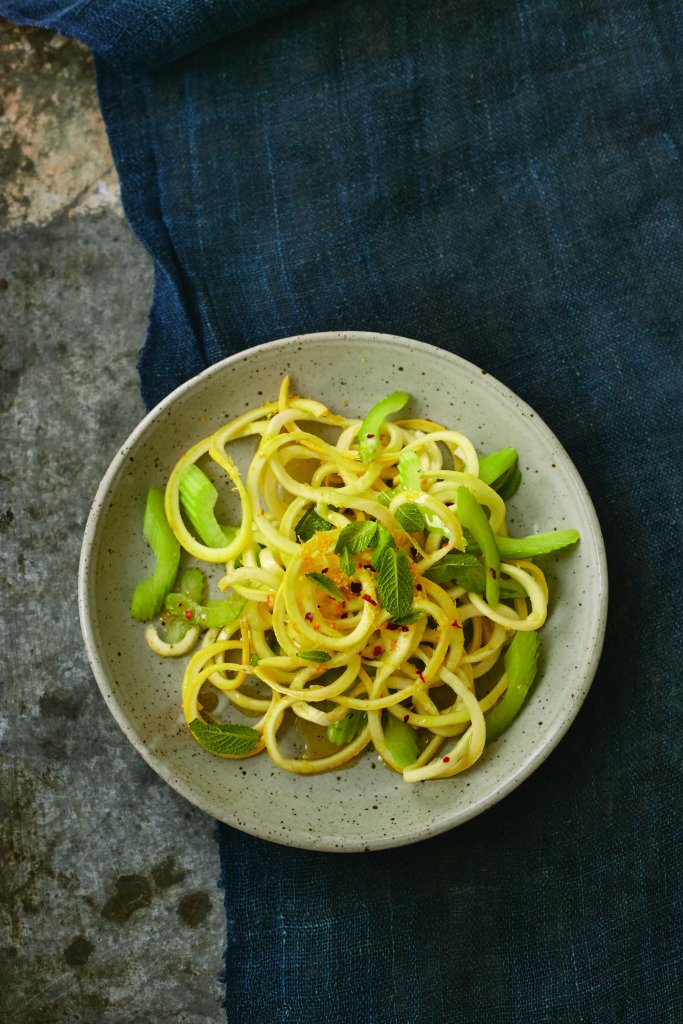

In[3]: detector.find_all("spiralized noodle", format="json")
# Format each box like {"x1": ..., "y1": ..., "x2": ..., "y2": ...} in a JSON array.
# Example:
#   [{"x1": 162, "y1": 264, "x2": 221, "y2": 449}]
[{"x1": 151, "y1": 378, "x2": 552, "y2": 782}]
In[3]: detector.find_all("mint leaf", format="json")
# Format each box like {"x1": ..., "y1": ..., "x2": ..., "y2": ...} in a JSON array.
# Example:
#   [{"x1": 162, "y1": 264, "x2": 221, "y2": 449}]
[
  {"x1": 394, "y1": 502, "x2": 427, "y2": 533},
  {"x1": 376, "y1": 489, "x2": 396, "y2": 507},
  {"x1": 423, "y1": 552, "x2": 525, "y2": 597},
  {"x1": 306, "y1": 572, "x2": 344, "y2": 600},
  {"x1": 189, "y1": 719, "x2": 260, "y2": 756},
  {"x1": 391, "y1": 608, "x2": 425, "y2": 626},
  {"x1": 295, "y1": 506, "x2": 333, "y2": 542},
  {"x1": 335, "y1": 520, "x2": 378, "y2": 554},
  {"x1": 340, "y1": 546, "x2": 356, "y2": 577},
  {"x1": 376, "y1": 547, "x2": 413, "y2": 619},
  {"x1": 297, "y1": 650, "x2": 332, "y2": 662},
  {"x1": 371, "y1": 525, "x2": 396, "y2": 570}
]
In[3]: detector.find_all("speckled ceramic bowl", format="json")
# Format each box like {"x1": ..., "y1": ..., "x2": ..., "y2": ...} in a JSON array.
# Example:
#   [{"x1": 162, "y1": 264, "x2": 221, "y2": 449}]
[{"x1": 78, "y1": 331, "x2": 607, "y2": 851}]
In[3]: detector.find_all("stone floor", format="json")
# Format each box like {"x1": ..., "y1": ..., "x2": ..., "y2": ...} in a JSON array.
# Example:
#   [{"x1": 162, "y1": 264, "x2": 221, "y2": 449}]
[{"x1": 1, "y1": 20, "x2": 226, "y2": 1024}]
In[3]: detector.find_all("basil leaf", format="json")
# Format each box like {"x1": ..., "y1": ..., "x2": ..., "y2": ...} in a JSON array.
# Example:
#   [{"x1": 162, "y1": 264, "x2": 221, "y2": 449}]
[
  {"x1": 376, "y1": 547, "x2": 413, "y2": 619},
  {"x1": 306, "y1": 572, "x2": 344, "y2": 600},
  {"x1": 295, "y1": 506, "x2": 333, "y2": 542},
  {"x1": 297, "y1": 650, "x2": 332, "y2": 662},
  {"x1": 189, "y1": 719, "x2": 260, "y2": 756},
  {"x1": 394, "y1": 502, "x2": 427, "y2": 533}
]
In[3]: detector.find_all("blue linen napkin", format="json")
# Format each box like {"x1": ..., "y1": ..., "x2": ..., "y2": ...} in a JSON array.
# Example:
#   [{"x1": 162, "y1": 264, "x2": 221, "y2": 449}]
[{"x1": 5, "y1": 1, "x2": 681, "y2": 1020}]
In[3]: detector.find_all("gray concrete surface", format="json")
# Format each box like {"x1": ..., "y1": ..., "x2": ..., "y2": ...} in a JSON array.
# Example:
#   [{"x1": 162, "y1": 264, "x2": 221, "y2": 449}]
[{"x1": 1, "y1": 21, "x2": 226, "y2": 1024}]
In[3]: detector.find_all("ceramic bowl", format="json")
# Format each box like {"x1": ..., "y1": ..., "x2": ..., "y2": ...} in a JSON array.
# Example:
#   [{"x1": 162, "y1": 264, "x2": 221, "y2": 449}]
[{"x1": 78, "y1": 331, "x2": 607, "y2": 851}]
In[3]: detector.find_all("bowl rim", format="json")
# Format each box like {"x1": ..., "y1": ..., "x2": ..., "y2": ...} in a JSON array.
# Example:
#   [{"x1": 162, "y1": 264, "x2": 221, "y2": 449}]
[{"x1": 78, "y1": 330, "x2": 608, "y2": 850}]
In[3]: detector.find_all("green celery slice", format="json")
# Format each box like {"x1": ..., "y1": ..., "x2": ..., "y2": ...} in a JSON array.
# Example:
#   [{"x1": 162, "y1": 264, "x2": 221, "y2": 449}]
[
  {"x1": 456, "y1": 486, "x2": 500, "y2": 606},
  {"x1": 358, "y1": 392, "x2": 409, "y2": 463},
  {"x1": 179, "y1": 464, "x2": 236, "y2": 548},
  {"x1": 485, "y1": 631, "x2": 539, "y2": 742},
  {"x1": 131, "y1": 488, "x2": 181, "y2": 621},
  {"x1": 384, "y1": 714, "x2": 419, "y2": 767}
]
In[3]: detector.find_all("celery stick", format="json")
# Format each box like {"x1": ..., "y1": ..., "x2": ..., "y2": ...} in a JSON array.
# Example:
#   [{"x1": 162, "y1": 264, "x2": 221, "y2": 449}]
[
  {"x1": 456, "y1": 486, "x2": 500, "y2": 606},
  {"x1": 465, "y1": 528, "x2": 580, "y2": 559},
  {"x1": 164, "y1": 592, "x2": 245, "y2": 628},
  {"x1": 398, "y1": 449, "x2": 422, "y2": 491},
  {"x1": 358, "y1": 391, "x2": 409, "y2": 463},
  {"x1": 131, "y1": 488, "x2": 180, "y2": 621},
  {"x1": 327, "y1": 710, "x2": 367, "y2": 746},
  {"x1": 384, "y1": 714, "x2": 419, "y2": 768},
  {"x1": 479, "y1": 448, "x2": 517, "y2": 486},
  {"x1": 179, "y1": 464, "x2": 236, "y2": 548},
  {"x1": 485, "y1": 631, "x2": 539, "y2": 742}
]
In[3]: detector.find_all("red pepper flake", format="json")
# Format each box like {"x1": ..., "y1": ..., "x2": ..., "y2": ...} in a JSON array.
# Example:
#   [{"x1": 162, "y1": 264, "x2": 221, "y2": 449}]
[
  {"x1": 366, "y1": 433, "x2": 375, "y2": 439},
  {"x1": 362, "y1": 595, "x2": 377, "y2": 606},
  {"x1": 489, "y1": 567, "x2": 497, "y2": 579},
  {"x1": 400, "y1": 625, "x2": 409, "y2": 632},
  {"x1": 452, "y1": 620, "x2": 462, "y2": 629},
  {"x1": 373, "y1": 645, "x2": 382, "y2": 657},
  {"x1": 322, "y1": 567, "x2": 328, "y2": 574},
  {"x1": 184, "y1": 610, "x2": 193, "y2": 620},
  {"x1": 417, "y1": 671, "x2": 426, "y2": 684},
  {"x1": 387, "y1": 622, "x2": 398, "y2": 631},
  {"x1": 442, "y1": 756, "x2": 450, "y2": 763},
  {"x1": 403, "y1": 714, "x2": 409, "y2": 723},
  {"x1": 416, "y1": 583, "x2": 422, "y2": 591},
  {"x1": 305, "y1": 612, "x2": 314, "y2": 622}
]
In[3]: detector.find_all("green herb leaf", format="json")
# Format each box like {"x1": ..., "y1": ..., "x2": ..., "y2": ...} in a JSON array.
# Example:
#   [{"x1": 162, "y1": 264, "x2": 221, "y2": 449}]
[
  {"x1": 189, "y1": 719, "x2": 260, "y2": 756},
  {"x1": 371, "y1": 525, "x2": 397, "y2": 570},
  {"x1": 391, "y1": 608, "x2": 425, "y2": 626},
  {"x1": 295, "y1": 506, "x2": 333, "y2": 542},
  {"x1": 306, "y1": 572, "x2": 344, "y2": 600},
  {"x1": 394, "y1": 502, "x2": 427, "y2": 533},
  {"x1": 376, "y1": 547, "x2": 413, "y2": 619},
  {"x1": 297, "y1": 650, "x2": 332, "y2": 662},
  {"x1": 340, "y1": 546, "x2": 356, "y2": 577},
  {"x1": 424, "y1": 553, "x2": 527, "y2": 597},
  {"x1": 376, "y1": 489, "x2": 396, "y2": 507},
  {"x1": 335, "y1": 520, "x2": 378, "y2": 554}
]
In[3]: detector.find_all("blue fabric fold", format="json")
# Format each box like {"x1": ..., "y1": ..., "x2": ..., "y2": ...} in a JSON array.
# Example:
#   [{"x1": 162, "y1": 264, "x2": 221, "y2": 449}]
[
  {"x1": 0, "y1": 0, "x2": 308, "y2": 67},
  {"x1": 5, "y1": 0, "x2": 681, "y2": 1019}
]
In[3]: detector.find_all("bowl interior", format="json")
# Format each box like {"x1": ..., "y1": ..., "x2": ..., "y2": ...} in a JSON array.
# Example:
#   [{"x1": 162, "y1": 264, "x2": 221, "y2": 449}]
[{"x1": 79, "y1": 331, "x2": 607, "y2": 851}]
